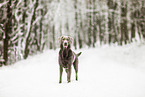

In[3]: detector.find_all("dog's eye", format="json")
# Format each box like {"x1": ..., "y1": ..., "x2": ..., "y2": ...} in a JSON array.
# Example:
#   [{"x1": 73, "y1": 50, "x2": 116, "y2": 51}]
[{"x1": 62, "y1": 38, "x2": 65, "y2": 40}]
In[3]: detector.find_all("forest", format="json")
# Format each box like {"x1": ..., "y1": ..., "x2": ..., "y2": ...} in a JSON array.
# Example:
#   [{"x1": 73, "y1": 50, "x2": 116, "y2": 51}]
[{"x1": 0, "y1": 0, "x2": 145, "y2": 65}]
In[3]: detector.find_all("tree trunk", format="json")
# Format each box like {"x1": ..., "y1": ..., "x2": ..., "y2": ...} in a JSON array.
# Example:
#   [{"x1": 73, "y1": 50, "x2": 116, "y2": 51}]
[
  {"x1": 131, "y1": 22, "x2": 135, "y2": 40},
  {"x1": 74, "y1": 0, "x2": 78, "y2": 49},
  {"x1": 120, "y1": 2, "x2": 128, "y2": 45},
  {"x1": 78, "y1": 10, "x2": 83, "y2": 49},
  {"x1": 78, "y1": 30, "x2": 82, "y2": 49},
  {"x1": 97, "y1": 16, "x2": 103, "y2": 45},
  {"x1": 141, "y1": 1, "x2": 145, "y2": 38},
  {"x1": 24, "y1": 0, "x2": 39, "y2": 59},
  {"x1": 107, "y1": 0, "x2": 118, "y2": 44},
  {"x1": 38, "y1": 9, "x2": 43, "y2": 51},
  {"x1": 108, "y1": 0, "x2": 113, "y2": 44},
  {"x1": 92, "y1": 0, "x2": 97, "y2": 47},
  {"x1": 3, "y1": 0, "x2": 12, "y2": 65},
  {"x1": 22, "y1": 0, "x2": 27, "y2": 35},
  {"x1": 87, "y1": 1, "x2": 92, "y2": 47},
  {"x1": 78, "y1": 11, "x2": 82, "y2": 49},
  {"x1": 52, "y1": 25, "x2": 56, "y2": 50}
]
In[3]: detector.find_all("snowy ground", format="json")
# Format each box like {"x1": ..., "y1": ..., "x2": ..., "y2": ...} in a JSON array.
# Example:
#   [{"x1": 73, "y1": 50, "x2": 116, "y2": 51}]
[{"x1": 0, "y1": 42, "x2": 145, "y2": 97}]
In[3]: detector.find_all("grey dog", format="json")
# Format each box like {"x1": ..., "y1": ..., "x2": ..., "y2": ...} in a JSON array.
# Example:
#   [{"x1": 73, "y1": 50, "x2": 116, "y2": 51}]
[{"x1": 58, "y1": 36, "x2": 81, "y2": 83}]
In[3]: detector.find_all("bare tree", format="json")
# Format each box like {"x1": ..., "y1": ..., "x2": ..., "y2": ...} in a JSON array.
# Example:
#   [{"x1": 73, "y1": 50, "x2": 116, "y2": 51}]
[
  {"x1": 23, "y1": 0, "x2": 39, "y2": 59},
  {"x1": 3, "y1": 0, "x2": 12, "y2": 65},
  {"x1": 120, "y1": 1, "x2": 128, "y2": 45}
]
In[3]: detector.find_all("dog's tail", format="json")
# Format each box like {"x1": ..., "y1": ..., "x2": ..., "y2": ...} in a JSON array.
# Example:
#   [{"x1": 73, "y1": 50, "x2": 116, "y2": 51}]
[{"x1": 77, "y1": 52, "x2": 82, "y2": 57}]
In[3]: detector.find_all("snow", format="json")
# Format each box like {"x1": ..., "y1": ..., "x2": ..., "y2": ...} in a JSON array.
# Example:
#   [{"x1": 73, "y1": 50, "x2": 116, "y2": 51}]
[
  {"x1": 0, "y1": 42, "x2": 145, "y2": 97},
  {"x1": 0, "y1": 1, "x2": 8, "y2": 8}
]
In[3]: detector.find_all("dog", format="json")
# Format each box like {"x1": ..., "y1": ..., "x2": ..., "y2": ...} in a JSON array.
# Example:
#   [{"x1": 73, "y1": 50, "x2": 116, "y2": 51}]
[{"x1": 58, "y1": 36, "x2": 81, "y2": 83}]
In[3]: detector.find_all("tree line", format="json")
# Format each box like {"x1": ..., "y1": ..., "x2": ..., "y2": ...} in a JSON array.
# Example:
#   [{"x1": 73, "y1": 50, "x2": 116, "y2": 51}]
[{"x1": 0, "y1": 0, "x2": 145, "y2": 65}]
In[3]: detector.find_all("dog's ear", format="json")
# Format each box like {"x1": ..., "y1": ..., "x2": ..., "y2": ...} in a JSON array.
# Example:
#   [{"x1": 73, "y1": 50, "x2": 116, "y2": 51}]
[
  {"x1": 58, "y1": 36, "x2": 63, "y2": 43},
  {"x1": 70, "y1": 37, "x2": 73, "y2": 44}
]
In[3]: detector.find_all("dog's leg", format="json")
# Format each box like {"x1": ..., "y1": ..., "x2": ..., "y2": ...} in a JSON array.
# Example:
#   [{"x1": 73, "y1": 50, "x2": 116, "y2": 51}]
[
  {"x1": 66, "y1": 67, "x2": 71, "y2": 83},
  {"x1": 73, "y1": 58, "x2": 78, "y2": 81},
  {"x1": 59, "y1": 66, "x2": 63, "y2": 83}
]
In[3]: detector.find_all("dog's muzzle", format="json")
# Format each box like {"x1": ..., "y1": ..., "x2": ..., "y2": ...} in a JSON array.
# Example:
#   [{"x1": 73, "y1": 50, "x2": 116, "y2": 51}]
[{"x1": 63, "y1": 40, "x2": 68, "y2": 48}]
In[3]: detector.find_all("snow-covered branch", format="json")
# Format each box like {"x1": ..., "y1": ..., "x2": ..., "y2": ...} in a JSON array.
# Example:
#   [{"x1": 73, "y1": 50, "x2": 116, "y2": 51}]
[{"x1": 0, "y1": 1, "x2": 8, "y2": 8}]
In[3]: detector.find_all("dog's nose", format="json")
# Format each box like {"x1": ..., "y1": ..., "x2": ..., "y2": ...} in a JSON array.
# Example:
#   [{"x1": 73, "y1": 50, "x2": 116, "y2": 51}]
[{"x1": 64, "y1": 42, "x2": 67, "y2": 46}]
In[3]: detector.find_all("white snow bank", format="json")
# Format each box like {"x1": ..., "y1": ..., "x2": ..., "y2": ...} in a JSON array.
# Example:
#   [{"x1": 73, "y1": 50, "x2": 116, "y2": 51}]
[{"x1": 0, "y1": 42, "x2": 145, "y2": 97}]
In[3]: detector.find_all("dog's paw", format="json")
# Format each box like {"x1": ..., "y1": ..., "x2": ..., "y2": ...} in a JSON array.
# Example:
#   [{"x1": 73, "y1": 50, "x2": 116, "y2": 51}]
[
  {"x1": 67, "y1": 81, "x2": 71, "y2": 83},
  {"x1": 59, "y1": 81, "x2": 62, "y2": 84}
]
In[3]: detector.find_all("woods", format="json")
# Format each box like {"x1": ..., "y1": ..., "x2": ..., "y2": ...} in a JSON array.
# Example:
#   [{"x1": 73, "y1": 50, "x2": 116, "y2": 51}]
[{"x1": 0, "y1": 0, "x2": 145, "y2": 65}]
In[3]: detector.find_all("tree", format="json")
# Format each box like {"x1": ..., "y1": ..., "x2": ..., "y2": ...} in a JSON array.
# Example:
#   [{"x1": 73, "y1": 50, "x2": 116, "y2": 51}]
[
  {"x1": 87, "y1": 0, "x2": 92, "y2": 47},
  {"x1": 107, "y1": 0, "x2": 118, "y2": 44},
  {"x1": 74, "y1": 0, "x2": 78, "y2": 49},
  {"x1": 92, "y1": 0, "x2": 97, "y2": 47},
  {"x1": 23, "y1": 0, "x2": 39, "y2": 59},
  {"x1": 120, "y1": 1, "x2": 128, "y2": 45},
  {"x1": 3, "y1": 0, "x2": 12, "y2": 65}
]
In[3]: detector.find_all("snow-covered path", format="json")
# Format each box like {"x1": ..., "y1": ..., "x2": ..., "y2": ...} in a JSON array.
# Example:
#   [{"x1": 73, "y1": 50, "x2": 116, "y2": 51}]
[{"x1": 0, "y1": 43, "x2": 145, "y2": 97}]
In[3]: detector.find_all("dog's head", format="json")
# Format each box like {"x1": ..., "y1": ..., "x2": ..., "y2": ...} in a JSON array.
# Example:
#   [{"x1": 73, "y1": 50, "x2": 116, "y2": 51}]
[{"x1": 59, "y1": 36, "x2": 73, "y2": 49}]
